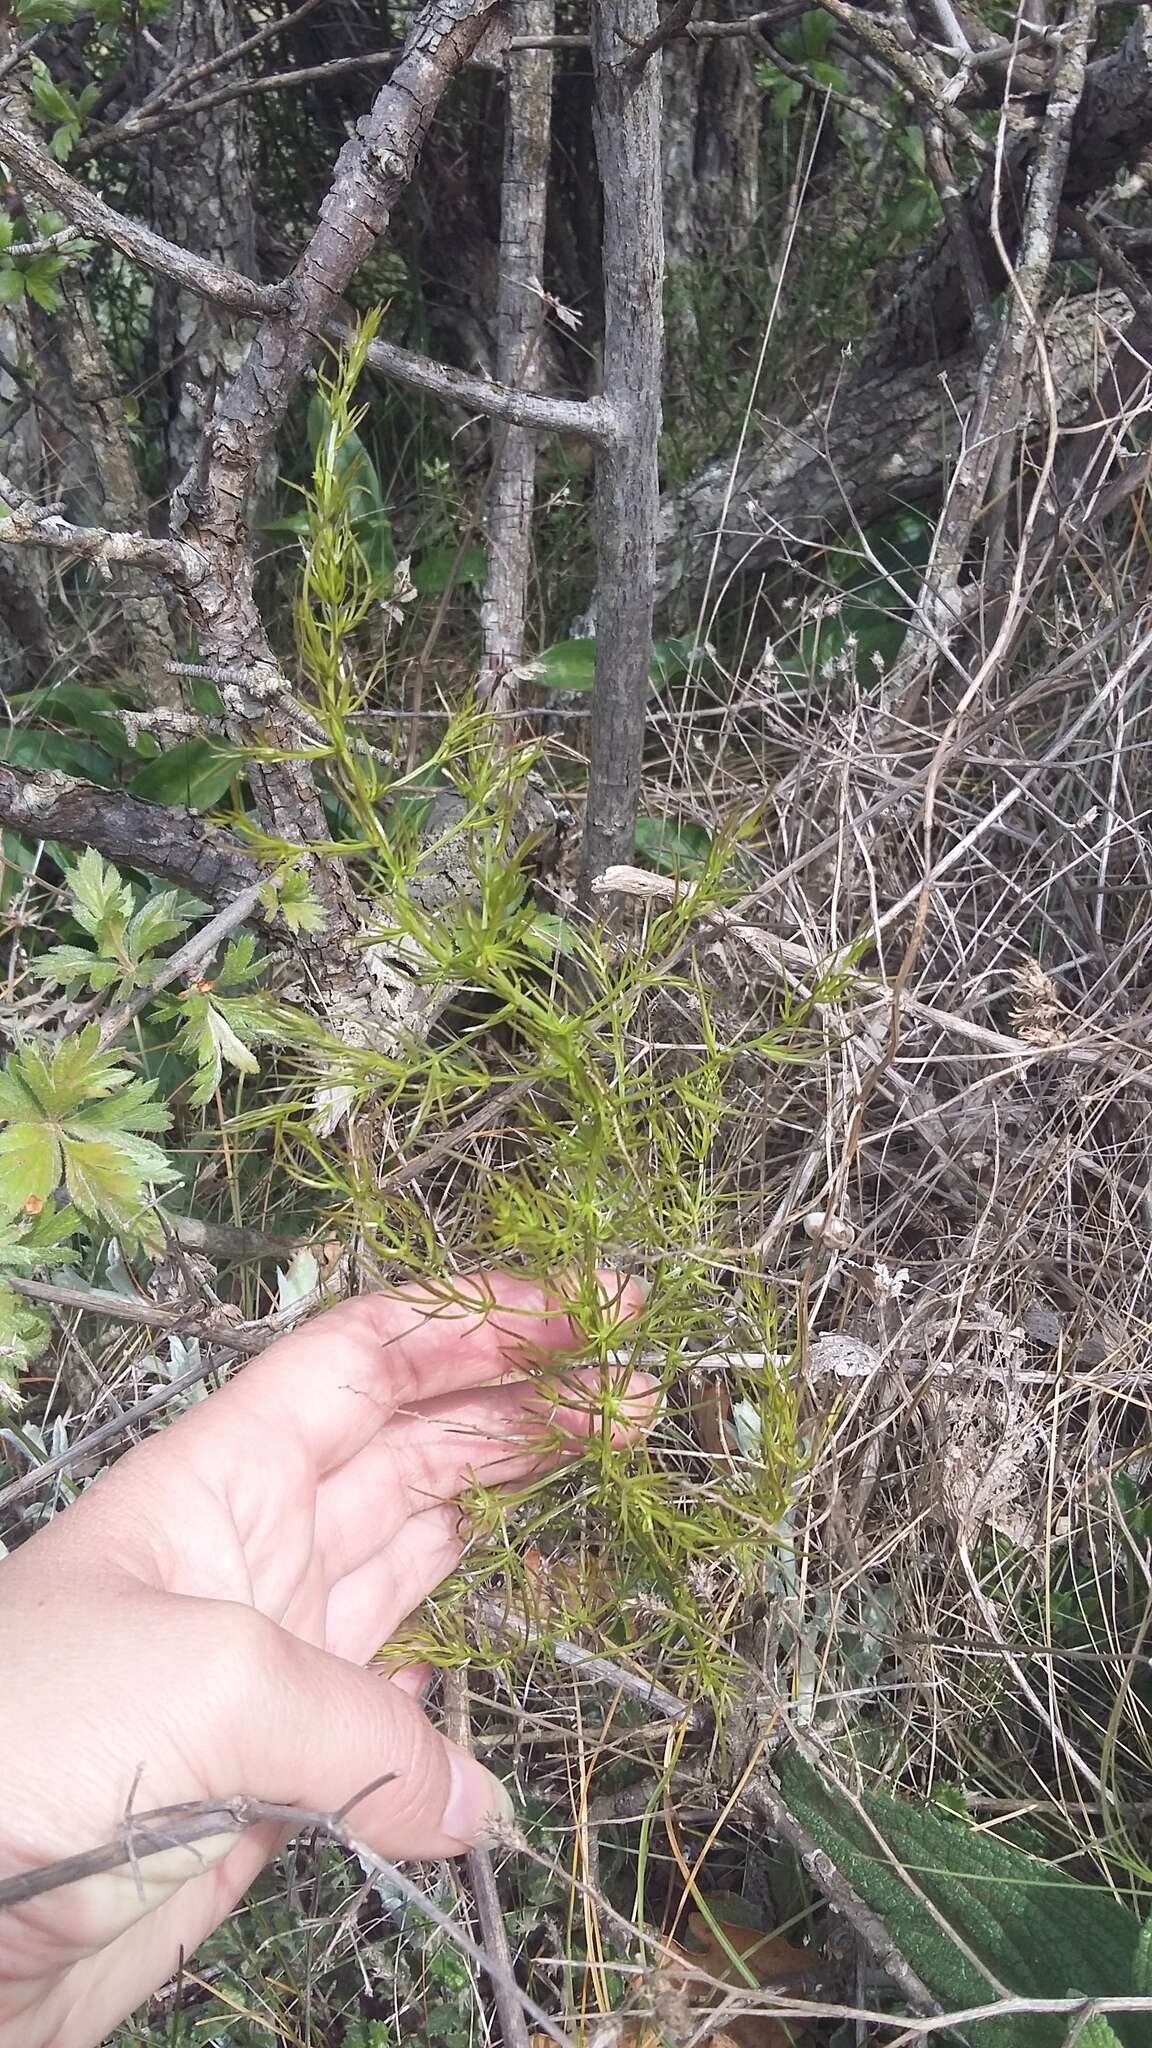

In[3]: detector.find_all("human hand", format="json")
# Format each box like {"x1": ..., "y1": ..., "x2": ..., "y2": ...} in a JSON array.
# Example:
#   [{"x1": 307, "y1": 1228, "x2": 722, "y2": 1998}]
[{"x1": 0, "y1": 1271, "x2": 650, "y2": 2048}]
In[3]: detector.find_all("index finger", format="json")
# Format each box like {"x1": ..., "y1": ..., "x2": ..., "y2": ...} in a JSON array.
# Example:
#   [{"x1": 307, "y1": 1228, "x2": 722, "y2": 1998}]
[{"x1": 166, "y1": 1268, "x2": 649, "y2": 1485}]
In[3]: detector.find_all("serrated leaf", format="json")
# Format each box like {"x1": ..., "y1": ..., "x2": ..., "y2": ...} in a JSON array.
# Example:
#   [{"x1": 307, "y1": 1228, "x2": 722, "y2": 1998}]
[
  {"x1": 33, "y1": 945, "x2": 112, "y2": 991},
  {"x1": 61, "y1": 1129, "x2": 176, "y2": 1231},
  {"x1": 215, "y1": 933, "x2": 262, "y2": 988},
  {"x1": 0, "y1": 1027, "x2": 173, "y2": 1245},
  {"x1": 0, "y1": 1122, "x2": 61, "y2": 1217},
  {"x1": 0, "y1": 1205, "x2": 80, "y2": 1272},
  {"x1": 128, "y1": 890, "x2": 189, "y2": 960},
  {"x1": 0, "y1": 1284, "x2": 51, "y2": 1404},
  {"x1": 176, "y1": 993, "x2": 263, "y2": 1107},
  {"x1": 23, "y1": 267, "x2": 62, "y2": 311},
  {"x1": 68, "y1": 847, "x2": 133, "y2": 943}
]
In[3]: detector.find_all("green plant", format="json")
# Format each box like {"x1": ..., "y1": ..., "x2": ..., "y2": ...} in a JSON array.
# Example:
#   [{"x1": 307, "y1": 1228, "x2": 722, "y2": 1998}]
[{"x1": 777, "y1": 1749, "x2": 1152, "y2": 2048}]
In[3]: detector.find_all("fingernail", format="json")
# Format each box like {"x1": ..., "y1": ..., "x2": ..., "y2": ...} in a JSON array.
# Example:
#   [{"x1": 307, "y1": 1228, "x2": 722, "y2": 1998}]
[{"x1": 442, "y1": 1751, "x2": 516, "y2": 1851}]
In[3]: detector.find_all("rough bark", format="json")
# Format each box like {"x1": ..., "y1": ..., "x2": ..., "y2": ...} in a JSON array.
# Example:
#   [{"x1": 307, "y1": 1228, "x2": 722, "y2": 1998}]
[
  {"x1": 479, "y1": 0, "x2": 555, "y2": 715},
  {"x1": 0, "y1": 767, "x2": 261, "y2": 903},
  {"x1": 0, "y1": 314, "x2": 51, "y2": 692},
  {"x1": 579, "y1": 0, "x2": 665, "y2": 895},
  {"x1": 884, "y1": 0, "x2": 1096, "y2": 706},
  {"x1": 657, "y1": 290, "x2": 1133, "y2": 610},
  {"x1": 661, "y1": 0, "x2": 760, "y2": 378},
  {"x1": 145, "y1": 0, "x2": 258, "y2": 489},
  {"x1": 866, "y1": 8, "x2": 1152, "y2": 372},
  {"x1": 37, "y1": 283, "x2": 179, "y2": 706}
]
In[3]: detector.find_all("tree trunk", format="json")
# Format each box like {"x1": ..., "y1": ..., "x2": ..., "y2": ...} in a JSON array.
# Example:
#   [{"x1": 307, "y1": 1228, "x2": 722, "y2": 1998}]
[
  {"x1": 479, "y1": 0, "x2": 555, "y2": 718},
  {"x1": 579, "y1": 0, "x2": 664, "y2": 896},
  {"x1": 37, "y1": 284, "x2": 180, "y2": 707},
  {"x1": 145, "y1": 0, "x2": 258, "y2": 489}
]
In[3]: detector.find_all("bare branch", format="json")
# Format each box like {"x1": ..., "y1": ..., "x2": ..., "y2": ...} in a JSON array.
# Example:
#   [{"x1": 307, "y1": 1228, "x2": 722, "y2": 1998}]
[
  {"x1": 741, "y1": 1773, "x2": 946, "y2": 2024},
  {"x1": 0, "y1": 472, "x2": 193, "y2": 580},
  {"x1": 0, "y1": 113, "x2": 284, "y2": 316},
  {"x1": 0, "y1": 1783, "x2": 573, "y2": 2048},
  {"x1": 887, "y1": 0, "x2": 1097, "y2": 711},
  {"x1": 479, "y1": 0, "x2": 555, "y2": 715},
  {"x1": 0, "y1": 764, "x2": 262, "y2": 902},
  {"x1": 442, "y1": 1668, "x2": 533, "y2": 2048},
  {"x1": 579, "y1": 0, "x2": 665, "y2": 896},
  {"x1": 362, "y1": 329, "x2": 612, "y2": 441}
]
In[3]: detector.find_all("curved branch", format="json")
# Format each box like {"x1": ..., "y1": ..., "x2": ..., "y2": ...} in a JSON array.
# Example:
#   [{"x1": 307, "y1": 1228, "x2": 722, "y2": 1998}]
[
  {"x1": 0, "y1": 766, "x2": 262, "y2": 902},
  {"x1": 0, "y1": 113, "x2": 285, "y2": 315}
]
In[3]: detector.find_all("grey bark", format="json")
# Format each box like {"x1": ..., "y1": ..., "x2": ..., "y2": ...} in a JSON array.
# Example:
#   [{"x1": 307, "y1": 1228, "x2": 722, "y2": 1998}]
[
  {"x1": 39, "y1": 283, "x2": 180, "y2": 706},
  {"x1": 166, "y1": 0, "x2": 502, "y2": 879},
  {"x1": 0, "y1": 766, "x2": 261, "y2": 902},
  {"x1": 145, "y1": 0, "x2": 258, "y2": 488},
  {"x1": 885, "y1": 0, "x2": 1096, "y2": 703},
  {"x1": 657, "y1": 290, "x2": 1134, "y2": 610},
  {"x1": 579, "y1": 0, "x2": 665, "y2": 895},
  {"x1": 0, "y1": 315, "x2": 51, "y2": 691},
  {"x1": 867, "y1": 8, "x2": 1152, "y2": 371},
  {"x1": 662, "y1": 0, "x2": 760, "y2": 377},
  {"x1": 479, "y1": 0, "x2": 555, "y2": 716}
]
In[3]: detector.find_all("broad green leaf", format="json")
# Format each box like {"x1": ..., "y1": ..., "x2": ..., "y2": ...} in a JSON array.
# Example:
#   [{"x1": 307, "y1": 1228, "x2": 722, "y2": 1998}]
[
  {"x1": 530, "y1": 639, "x2": 598, "y2": 691},
  {"x1": 0, "y1": 1121, "x2": 61, "y2": 1216},
  {"x1": 7, "y1": 683, "x2": 137, "y2": 759},
  {"x1": 61, "y1": 1129, "x2": 176, "y2": 1229},
  {"x1": 0, "y1": 1205, "x2": 80, "y2": 1272},
  {"x1": 634, "y1": 815, "x2": 712, "y2": 875},
  {"x1": 129, "y1": 738, "x2": 246, "y2": 810},
  {"x1": 0, "y1": 268, "x2": 25, "y2": 307},
  {"x1": 0, "y1": 726, "x2": 111, "y2": 780},
  {"x1": 0, "y1": 1027, "x2": 174, "y2": 1244},
  {"x1": 1134, "y1": 1912, "x2": 1152, "y2": 1997},
  {"x1": 413, "y1": 544, "x2": 486, "y2": 597},
  {"x1": 23, "y1": 265, "x2": 62, "y2": 311},
  {"x1": 530, "y1": 638, "x2": 699, "y2": 693},
  {"x1": 775, "y1": 1750, "x2": 1152, "y2": 2048}
]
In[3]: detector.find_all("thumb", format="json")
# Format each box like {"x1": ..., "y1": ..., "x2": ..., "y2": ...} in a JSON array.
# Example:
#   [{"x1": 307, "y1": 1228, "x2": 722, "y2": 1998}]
[{"x1": 225, "y1": 1616, "x2": 514, "y2": 1860}]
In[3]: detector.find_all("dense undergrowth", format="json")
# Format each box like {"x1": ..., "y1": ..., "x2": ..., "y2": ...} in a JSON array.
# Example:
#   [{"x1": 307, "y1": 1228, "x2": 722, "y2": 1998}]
[{"x1": 2, "y1": 8, "x2": 1152, "y2": 2039}]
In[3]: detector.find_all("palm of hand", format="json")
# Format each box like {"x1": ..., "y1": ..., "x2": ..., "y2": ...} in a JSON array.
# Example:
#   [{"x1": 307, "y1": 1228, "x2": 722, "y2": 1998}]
[{"x1": 0, "y1": 1275, "x2": 646, "y2": 2048}]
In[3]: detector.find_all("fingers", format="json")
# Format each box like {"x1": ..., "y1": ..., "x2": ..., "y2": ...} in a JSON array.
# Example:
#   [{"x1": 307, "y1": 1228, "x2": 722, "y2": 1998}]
[
  {"x1": 313, "y1": 1365, "x2": 657, "y2": 1588},
  {"x1": 221, "y1": 1612, "x2": 515, "y2": 1860},
  {"x1": 165, "y1": 1269, "x2": 650, "y2": 1491},
  {"x1": 320, "y1": 1504, "x2": 467, "y2": 1662}
]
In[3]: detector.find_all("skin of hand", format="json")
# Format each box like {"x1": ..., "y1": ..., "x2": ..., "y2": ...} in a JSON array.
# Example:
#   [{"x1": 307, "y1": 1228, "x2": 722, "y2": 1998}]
[{"x1": 0, "y1": 1270, "x2": 651, "y2": 2048}]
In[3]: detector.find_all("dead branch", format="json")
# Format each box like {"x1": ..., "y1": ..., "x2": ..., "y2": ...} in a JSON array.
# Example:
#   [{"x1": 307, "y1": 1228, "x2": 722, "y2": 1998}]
[
  {"x1": 0, "y1": 110, "x2": 282, "y2": 314},
  {"x1": 579, "y1": 0, "x2": 665, "y2": 895},
  {"x1": 0, "y1": 764, "x2": 262, "y2": 901},
  {"x1": 0, "y1": 1783, "x2": 573, "y2": 2048},
  {"x1": 661, "y1": 290, "x2": 1129, "y2": 610},
  {"x1": 0, "y1": 472, "x2": 194, "y2": 581},
  {"x1": 442, "y1": 1667, "x2": 533, "y2": 2048},
  {"x1": 884, "y1": 0, "x2": 1098, "y2": 714},
  {"x1": 741, "y1": 1773, "x2": 946, "y2": 2023},
  {"x1": 866, "y1": 9, "x2": 1152, "y2": 372}
]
